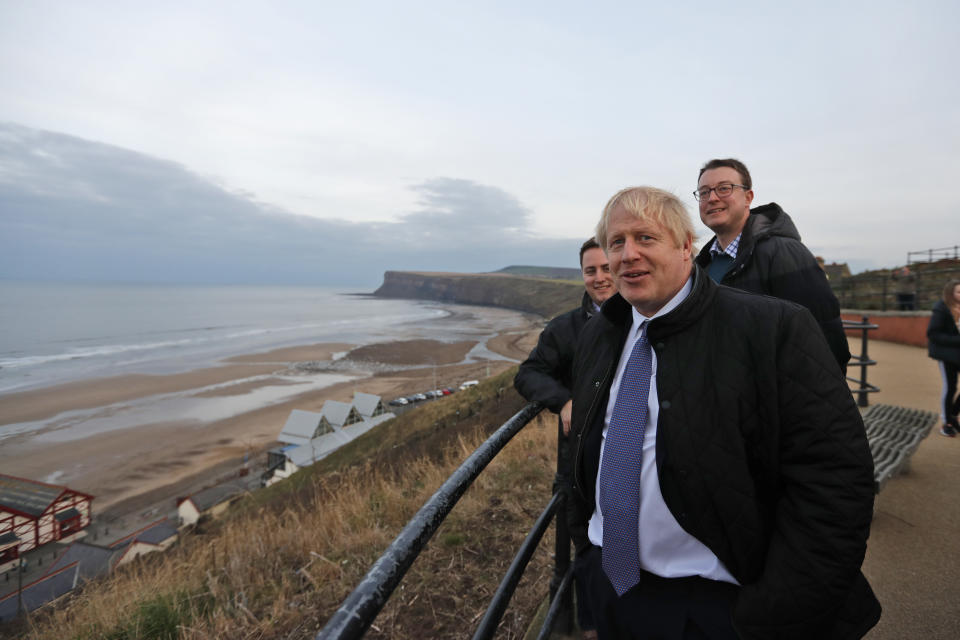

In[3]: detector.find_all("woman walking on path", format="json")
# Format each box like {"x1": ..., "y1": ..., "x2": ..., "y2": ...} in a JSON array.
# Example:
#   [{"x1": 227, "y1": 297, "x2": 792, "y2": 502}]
[{"x1": 928, "y1": 279, "x2": 960, "y2": 436}]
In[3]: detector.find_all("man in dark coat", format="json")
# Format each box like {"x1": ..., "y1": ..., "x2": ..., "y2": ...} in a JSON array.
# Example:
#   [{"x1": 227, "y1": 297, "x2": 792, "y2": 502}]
[
  {"x1": 515, "y1": 237, "x2": 614, "y2": 639},
  {"x1": 693, "y1": 158, "x2": 850, "y2": 373},
  {"x1": 570, "y1": 186, "x2": 879, "y2": 639},
  {"x1": 515, "y1": 238, "x2": 614, "y2": 434}
]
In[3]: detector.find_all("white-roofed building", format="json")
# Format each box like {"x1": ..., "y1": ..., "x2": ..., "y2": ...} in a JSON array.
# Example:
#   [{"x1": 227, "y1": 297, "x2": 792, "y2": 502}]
[
  {"x1": 262, "y1": 413, "x2": 394, "y2": 487},
  {"x1": 321, "y1": 400, "x2": 364, "y2": 427},
  {"x1": 278, "y1": 409, "x2": 335, "y2": 446},
  {"x1": 352, "y1": 392, "x2": 386, "y2": 419}
]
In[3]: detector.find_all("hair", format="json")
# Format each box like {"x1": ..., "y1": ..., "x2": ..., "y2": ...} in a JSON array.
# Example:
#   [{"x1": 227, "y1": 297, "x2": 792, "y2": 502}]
[
  {"x1": 943, "y1": 279, "x2": 960, "y2": 307},
  {"x1": 579, "y1": 237, "x2": 601, "y2": 266},
  {"x1": 698, "y1": 158, "x2": 752, "y2": 189},
  {"x1": 595, "y1": 186, "x2": 695, "y2": 250}
]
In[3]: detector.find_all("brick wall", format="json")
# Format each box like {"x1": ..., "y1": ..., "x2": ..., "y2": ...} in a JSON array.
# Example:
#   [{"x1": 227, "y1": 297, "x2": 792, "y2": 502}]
[{"x1": 842, "y1": 310, "x2": 930, "y2": 348}]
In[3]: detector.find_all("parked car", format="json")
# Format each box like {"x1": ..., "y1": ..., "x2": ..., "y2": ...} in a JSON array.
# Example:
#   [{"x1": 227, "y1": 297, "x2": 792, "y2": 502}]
[
  {"x1": 459, "y1": 380, "x2": 479, "y2": 390},
  {"x1": 413, "y1": 393, "x2": 428, "y2": 402},
  {"x1": 389, "y1": 397, "x2": 409, "y2": 406}
]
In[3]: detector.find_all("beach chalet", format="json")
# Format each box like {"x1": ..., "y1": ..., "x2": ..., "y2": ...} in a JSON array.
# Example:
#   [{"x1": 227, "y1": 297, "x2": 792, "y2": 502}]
[
  {"x1": 262, "y1": 428, "x2": 355, "y2": 487},
  {"x1": 0, "y1": 474, "x2": 93, "y2": 572},
  {"x1": 262, "y1": 410, "x2": 395, "y2": 487},
  {"x1": 110, "y1": 519, "x2": 179, "y2": 567},
  {"x1": 352, "y1": 392, "x2": 386, "y2": 419},
  {"x1": 278, "y1": 409, "x2": 335, "y2": 446},
  {"x1": 177, "y1": 480, "x2": 247, "y2": 527},
  {"x1": 321, "y1": 400, "x2": 364, "y2": 428}
]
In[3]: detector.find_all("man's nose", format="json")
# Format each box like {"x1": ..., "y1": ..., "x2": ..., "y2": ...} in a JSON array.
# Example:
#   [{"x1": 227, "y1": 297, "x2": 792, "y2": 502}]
[{"x1": 622, "y1": 238, "x2": 640, "y2": 261}]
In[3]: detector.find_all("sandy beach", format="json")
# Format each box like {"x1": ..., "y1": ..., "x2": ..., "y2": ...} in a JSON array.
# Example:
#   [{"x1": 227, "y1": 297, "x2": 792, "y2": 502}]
[{"x1": 0, "y1": 314, "x2": 543, "y2": 516}]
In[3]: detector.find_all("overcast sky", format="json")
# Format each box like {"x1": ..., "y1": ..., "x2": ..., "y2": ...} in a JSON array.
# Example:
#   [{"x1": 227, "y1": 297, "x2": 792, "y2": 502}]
[{"x1": 1, "y1": 1, "x2": 957, "y2": 285}]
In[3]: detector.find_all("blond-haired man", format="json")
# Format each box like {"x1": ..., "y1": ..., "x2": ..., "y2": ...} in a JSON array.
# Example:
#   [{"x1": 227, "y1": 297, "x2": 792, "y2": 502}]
[{"x1": 569, "y1": 187, "x2": 879, "y2": 639}]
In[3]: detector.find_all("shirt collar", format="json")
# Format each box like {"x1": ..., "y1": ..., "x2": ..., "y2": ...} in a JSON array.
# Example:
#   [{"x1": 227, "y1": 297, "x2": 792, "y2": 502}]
[{"x1": 710, "y1": 232, "x2": 742, "y2": 259}]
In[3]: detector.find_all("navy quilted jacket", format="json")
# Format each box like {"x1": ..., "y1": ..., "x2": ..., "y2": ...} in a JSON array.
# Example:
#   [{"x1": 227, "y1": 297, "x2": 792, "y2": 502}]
[{"x1": 570, "y1": 267, "x2": 880, "y2": 639}]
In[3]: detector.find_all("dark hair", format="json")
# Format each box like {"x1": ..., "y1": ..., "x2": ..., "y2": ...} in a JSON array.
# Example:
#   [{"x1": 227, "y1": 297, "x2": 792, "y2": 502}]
[
  {"x1": 698, "y1": 158, "x2": 752, "y2": 190},
  {"x1": 579, "y1": 237, "x2": 601, "y2": 265}
]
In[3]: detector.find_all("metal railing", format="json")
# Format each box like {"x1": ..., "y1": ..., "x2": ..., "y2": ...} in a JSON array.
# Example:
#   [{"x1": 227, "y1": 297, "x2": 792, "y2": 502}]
[
  {"x1": 315, "y1": 402, "x2": 573, "y2": 640},
  {"x1": 844, "y1": 316, "x2": 880, "y2": 407},
  {"x1": 906, "y1": 245, "x2": 960, "y2": 265}
]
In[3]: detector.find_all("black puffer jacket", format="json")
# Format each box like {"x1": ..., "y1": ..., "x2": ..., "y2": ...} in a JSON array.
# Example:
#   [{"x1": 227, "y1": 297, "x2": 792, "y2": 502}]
[
  {"x1": 695, "y1": 203, "x2": 850, "y2": 372},
  {"x1": 927, "y1": 300, "x2": 960, "y2": 365},
  {"x1": 514, "y1": 292, "x2": 595, "y2": 413},
  {"x1": 570, "y1": 268, "x2": 880, "y2": 640}
]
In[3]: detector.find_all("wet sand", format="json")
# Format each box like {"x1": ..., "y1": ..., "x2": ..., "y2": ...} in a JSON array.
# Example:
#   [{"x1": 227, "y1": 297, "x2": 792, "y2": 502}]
[{"x1": 0, "y1": 322, "x2": 543, "y2": 515}]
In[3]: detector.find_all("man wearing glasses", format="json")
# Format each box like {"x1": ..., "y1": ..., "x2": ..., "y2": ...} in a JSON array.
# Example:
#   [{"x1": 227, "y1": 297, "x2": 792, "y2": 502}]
[{"x1": 693, "y1": 159, "x2": 850, "y2": 373}]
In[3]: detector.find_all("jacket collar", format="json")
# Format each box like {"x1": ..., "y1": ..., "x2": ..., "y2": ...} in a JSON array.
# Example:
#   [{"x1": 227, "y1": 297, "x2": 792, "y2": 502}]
[
  {"x1": 599, "y1": 265, "x2": 716, "y2": 339},
  {"x1": 580, "y1": 290, "x2": 598, "y2": 318},
  {"x1": 695, "y1": 202, "x2": 797, "y2": 273}
]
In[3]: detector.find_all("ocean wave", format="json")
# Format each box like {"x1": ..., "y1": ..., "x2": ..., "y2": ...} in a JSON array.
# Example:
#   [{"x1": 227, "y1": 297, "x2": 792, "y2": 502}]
[{"x1": 0, "y1": 337, "x2": 198, "y2": 369}]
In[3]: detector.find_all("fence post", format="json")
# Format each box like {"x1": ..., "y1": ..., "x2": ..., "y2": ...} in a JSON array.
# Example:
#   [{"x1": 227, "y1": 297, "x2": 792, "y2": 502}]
[
  {"x1": 857, "y1": 315, "x2": 871, "y2": 407},
  {"x1": 881, "y1": 276, "x2": 888, "y2": 312}
]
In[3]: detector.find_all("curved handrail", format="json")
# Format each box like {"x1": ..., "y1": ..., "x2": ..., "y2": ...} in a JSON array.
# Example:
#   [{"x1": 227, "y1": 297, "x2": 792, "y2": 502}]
[{"x1": 315, "y1": 402, "x2": 543, "y2": 640}]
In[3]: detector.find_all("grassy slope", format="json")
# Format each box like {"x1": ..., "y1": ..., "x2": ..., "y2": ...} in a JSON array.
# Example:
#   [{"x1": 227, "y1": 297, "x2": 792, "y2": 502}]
[{"x1": 12, "y1": 370, "x2": 559, "y2": 640}]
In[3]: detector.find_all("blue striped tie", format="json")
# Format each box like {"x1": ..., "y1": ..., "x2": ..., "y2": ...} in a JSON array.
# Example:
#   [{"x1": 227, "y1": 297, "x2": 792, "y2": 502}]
[{"x1": 599, "y1": 323, "x2": 652, "y2": 596}]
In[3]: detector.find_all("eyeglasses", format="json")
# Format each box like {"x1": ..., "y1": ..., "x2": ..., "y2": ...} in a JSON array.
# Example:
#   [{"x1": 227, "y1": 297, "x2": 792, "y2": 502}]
[{"x1": 693, "y1": 183, "x2": 749, "y2": 201}]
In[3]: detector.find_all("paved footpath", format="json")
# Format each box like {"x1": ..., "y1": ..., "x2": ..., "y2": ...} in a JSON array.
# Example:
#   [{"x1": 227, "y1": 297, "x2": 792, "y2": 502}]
[{"x1": 855, "y1": 340, "x2": 960, "y2": 639}]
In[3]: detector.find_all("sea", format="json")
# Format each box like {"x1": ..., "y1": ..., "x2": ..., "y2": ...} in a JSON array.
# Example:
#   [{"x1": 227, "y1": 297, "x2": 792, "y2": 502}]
[{"x1": 0, "y1": 282, "x2": 530, "y2": 444}]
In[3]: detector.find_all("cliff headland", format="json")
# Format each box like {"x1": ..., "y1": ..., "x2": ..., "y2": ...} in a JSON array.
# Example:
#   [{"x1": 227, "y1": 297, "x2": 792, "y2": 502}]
[{"x1": 374, "y1": 270, "x2": 582, "y2": 319}]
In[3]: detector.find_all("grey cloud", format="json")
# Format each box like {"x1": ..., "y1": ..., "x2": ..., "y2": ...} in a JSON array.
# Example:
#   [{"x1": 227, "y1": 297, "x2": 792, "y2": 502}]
[{"x1": 0, "y1": 123, "x2": 579, "y2": 286}]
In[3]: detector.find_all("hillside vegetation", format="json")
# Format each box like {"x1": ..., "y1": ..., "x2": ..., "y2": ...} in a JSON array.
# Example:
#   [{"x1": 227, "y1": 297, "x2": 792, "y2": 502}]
[
  {"x1": 493, "y1": 265, "x2": 582, "y2": 281},
  {"x1": 10, "y1": 371, "x2": 558, "y2": 640}
]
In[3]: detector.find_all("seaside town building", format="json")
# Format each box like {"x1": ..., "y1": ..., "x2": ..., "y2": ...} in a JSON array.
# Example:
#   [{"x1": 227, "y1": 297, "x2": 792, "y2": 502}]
[
  {"x1": 177, "y1": 481, "x2": 249, "y2": 527},
  {"x1": 320, "y1": 400, "x2": 364, "y2": 428},
  {"x1": 0, "y1": 474, "x2": 93, "y2": 574},
  {"x1": 353, "y1": 392, "x2": 387, "y2": 419},
  {"x1": 0, "y1": 519, "x2": 179, "y2": 622},
  {"x1": 263, "y1": 394, "x2": 394, "y2": 487},
  {"x1": 278, "y1": 409, "x2": 335, "y2": 446}
]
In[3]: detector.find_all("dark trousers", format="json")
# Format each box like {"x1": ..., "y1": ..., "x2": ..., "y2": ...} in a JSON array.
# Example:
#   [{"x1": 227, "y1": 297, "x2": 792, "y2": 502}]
[
  {"x1": 938, "y1": 360, "x2": 960, "y2": 427},
  {"x1": 558, "y1": 429, "x2": 596, "y2": 632},
  {"x1": 896, "y1": 293, "x2": 915, "y2": 311},
  {"x1": 581, "y1": 545, "x2": 740, "y2": 640}
]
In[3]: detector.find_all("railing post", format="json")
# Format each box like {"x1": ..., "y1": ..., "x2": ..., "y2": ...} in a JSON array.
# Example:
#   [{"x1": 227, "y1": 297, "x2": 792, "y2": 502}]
[
  {"x1": 551, "y1": 423, "x2": 574, "y2": 635},
  {"x1": 857, "y1": 315, "x2": 871, "y2": 407}
]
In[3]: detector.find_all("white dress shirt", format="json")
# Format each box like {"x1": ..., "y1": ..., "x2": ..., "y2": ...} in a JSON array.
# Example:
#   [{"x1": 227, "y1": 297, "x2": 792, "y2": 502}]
[{"x1": 588, "y1": 277, "x2": 738, "y2": 584}]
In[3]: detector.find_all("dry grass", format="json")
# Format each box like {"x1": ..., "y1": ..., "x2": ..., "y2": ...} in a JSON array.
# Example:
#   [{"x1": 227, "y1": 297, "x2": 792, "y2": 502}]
[{"x1": 9, "y1": 372, "x2": 560, "y2": 640}]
